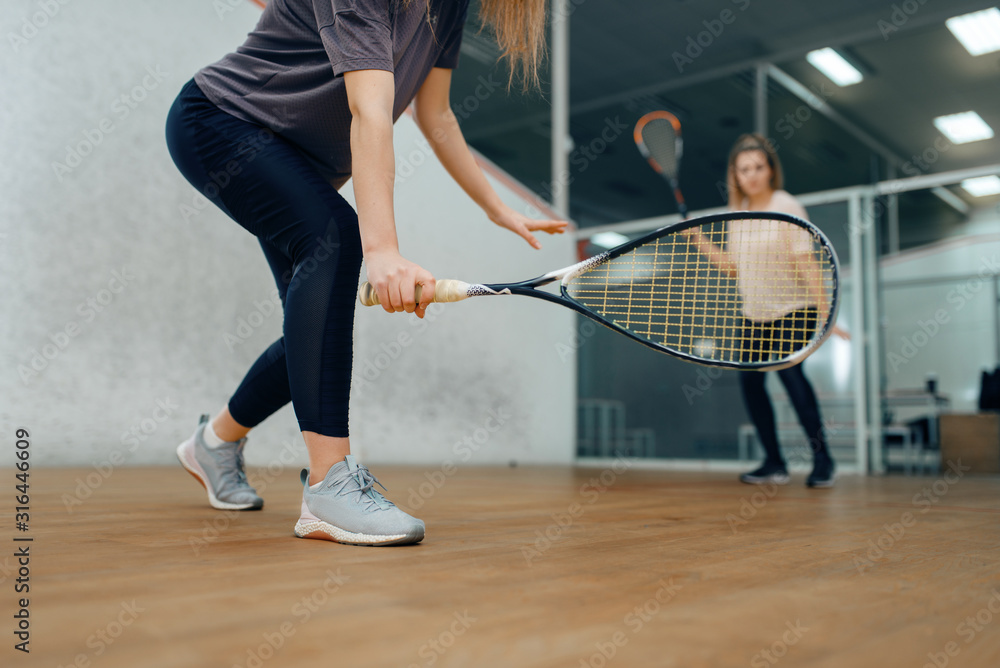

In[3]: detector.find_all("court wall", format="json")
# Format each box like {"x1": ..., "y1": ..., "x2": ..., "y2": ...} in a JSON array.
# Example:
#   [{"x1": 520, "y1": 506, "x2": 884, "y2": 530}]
[{"x1": 0, "y1": 0, "x2": 577, "y2": 468}]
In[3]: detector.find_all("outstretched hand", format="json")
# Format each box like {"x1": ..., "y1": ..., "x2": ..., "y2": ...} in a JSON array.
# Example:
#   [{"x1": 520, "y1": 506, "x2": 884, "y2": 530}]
[{"x1": 489, "y1": 206, "x2": 568, "y2": 250}]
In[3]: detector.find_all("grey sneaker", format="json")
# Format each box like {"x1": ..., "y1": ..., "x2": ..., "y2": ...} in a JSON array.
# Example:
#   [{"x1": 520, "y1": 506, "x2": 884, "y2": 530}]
[
  {"x1": 294, "y1": 456, "x2": 424, "y2": 546},
  {"x1": 176, "y1": 414, "x2": 263, "y2": 510}
]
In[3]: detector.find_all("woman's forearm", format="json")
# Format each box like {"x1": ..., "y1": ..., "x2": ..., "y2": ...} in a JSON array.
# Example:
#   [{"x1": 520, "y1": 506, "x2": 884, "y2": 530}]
[
  {"x1": 409, "y1": 68, "x2": 567, "y2": 249},
  {"x1": 687, "y1": 231, "x2": 738, "y2": 276},
  {"x1": 351, "y1": 110, "x2": 400, "y2": 256},
  {"x1": 415, "y1": 106, "x2": 505, "y2": 221},
  {"x1": 344, "y1": 69, "x2": 401, "y2": 257}
]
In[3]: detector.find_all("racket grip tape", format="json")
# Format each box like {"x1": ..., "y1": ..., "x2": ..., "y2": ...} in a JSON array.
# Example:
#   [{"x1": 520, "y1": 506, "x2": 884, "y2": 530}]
[{"x1": 358, "y1": 279, "x2": 471, "y2": 307}]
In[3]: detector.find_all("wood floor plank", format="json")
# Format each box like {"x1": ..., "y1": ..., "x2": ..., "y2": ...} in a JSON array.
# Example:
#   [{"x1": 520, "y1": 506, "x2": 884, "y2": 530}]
[{"x1": 2, "y1": 465, "x2": 999, "y2": 668}]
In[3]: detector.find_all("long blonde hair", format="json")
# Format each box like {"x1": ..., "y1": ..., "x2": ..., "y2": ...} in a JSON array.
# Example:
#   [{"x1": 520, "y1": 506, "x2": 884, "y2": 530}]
[
  {"x1": 726, "y1": 133, "x2": 784, "y2": 210},
  {"x1": 478, "y1": 0, "x2": 547, "y2": 90},
  {"x1": 404, "y1": 0, "x2": 547, "y2": 90}
]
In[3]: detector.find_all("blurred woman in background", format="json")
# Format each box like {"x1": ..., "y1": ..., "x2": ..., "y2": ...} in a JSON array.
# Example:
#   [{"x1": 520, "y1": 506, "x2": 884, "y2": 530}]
[
  {"x1": 724, "y1": 134, "x2": 847, "y2": 488},
  {"x1": 686, "y1": 133, "x2": 846, "y2": 487}
]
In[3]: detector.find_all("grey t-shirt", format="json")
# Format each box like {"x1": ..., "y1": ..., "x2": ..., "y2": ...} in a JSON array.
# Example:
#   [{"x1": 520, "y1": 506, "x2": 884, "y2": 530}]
[{"x1": 194, "y1": 0, "x2": 469, "y2": 188}]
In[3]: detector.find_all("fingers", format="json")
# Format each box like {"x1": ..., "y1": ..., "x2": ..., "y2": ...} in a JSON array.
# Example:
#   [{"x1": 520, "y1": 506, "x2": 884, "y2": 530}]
[
  {"x1": 387, "y1": 278, "x2": 406, "y2": 314},
  {"x1": 375, "y1": 268, "x2": 434, "y2": 316},
  {"x1": 399, "y1": 269, "x2": 419, "y2": 315},
  {"x1": 494, "y1": 207, "x2": 568, "y2": 247},
  {"x1": 526, "y1": 219, "x2": 569, "y2": 235},
  {"x1": 374, "y1": 270, "x2": 411, "y2": 314},
  {"x1": 374, "y1": 282, "x2": 394, "y2": 314},
  {"x1": 400, "y1": 267, "x2": 437, "y2": 315},
  {"x1": 396, "y1": 271, "x2": 423, "y2": 315},
  {"x1": 414, "y1": 273, "x2": 436, "y2": 320},
  {"x1": 397, "y1": 266, "x2": 426, "y2": 314},
  {"x1": 511, "y1": 223, "x2": 542, "y2": 250}
]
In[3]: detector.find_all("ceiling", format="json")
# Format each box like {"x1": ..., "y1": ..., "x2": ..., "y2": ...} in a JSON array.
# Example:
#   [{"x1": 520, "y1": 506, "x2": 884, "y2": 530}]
[{"x1": 451, "y1": 0, "x2": 1000, "y2": 248}]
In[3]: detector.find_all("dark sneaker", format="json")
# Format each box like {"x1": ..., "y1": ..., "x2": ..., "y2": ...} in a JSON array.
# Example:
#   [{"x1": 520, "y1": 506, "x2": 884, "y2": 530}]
[
  {"x1": 739, "y1": 461, "x2": 790, "y2": 485},
  {"x1": 807, "y1": 455, "x2": 836, "y2": 488},
  {"x1": 294, "y1": 456, "x2": 424, "y2": 546},
  {"x1": 176, "y1": 414, "x2": 264, "y2": 510}
]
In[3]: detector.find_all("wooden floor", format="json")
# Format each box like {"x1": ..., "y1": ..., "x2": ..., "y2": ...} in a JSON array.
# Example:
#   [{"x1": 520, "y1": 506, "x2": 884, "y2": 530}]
[{"x1": 5, "y1": 464, "x2": 1000, "y2": 668}]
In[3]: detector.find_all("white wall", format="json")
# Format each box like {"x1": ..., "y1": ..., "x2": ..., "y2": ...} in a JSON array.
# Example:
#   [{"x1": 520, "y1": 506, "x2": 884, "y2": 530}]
[
  {"x1": 945, "y1": 202, "x2": 1000, "y2": 241},
  {"x1": 350, "y1": 120, "x2": 578, "y2": 465},
  {"x1": 880, "y1": 232, "x2": 1000, "y2": 411},
  {"x1": 0, "y1": 0, "x2": 576, "y2": 468},
  {"x1": 767, "y1": 231, "x2": 1000, "y2": 423}
]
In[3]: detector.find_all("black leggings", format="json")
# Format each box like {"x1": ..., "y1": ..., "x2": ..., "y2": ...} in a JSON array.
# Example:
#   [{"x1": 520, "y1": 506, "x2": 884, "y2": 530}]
[
  {"x1": 740, "y1": 366, "x2": 829, "y2": 465},
  {"x1": 738, "y1": 307, "x2": 818, "y2": 365},
  {"x1": 165, "y1": 78, "x2": 363, "y2": 437},
  {"x1": 738, "y1": 308, "x2": 828, "y2": 464}
]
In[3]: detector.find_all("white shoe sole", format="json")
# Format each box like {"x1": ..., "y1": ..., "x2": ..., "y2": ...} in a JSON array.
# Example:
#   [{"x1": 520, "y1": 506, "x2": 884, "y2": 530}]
[
  {"x1": 293, "y1": 502, "x2": 423, "y2": 546},
  {"x1": 807, "y1": 473, "x2": 837, "y2": 489},
  {"x1": 740, "y1": 473, "x2": 790, "y2": 485},
  {"x1": 176, "y1": 438, "x2": 260, "y2": 511}
]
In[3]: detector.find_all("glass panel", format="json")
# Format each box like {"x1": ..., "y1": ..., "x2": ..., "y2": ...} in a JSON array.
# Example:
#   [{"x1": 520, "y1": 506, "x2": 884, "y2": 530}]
[{"x1": 575, "y1": 203, "x2": 855, "y2": 461}]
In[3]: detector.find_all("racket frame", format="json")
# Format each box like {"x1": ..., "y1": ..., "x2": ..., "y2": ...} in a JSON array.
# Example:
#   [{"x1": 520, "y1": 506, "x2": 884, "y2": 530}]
[{"x1": 634, "y1": 110, "x2": 688, "y2": 218}]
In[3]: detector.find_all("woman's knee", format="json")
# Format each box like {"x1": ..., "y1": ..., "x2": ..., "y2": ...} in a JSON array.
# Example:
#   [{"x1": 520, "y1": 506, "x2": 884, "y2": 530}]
[
  {"x1": 777, "y1": 365, "x2": 810, "y2": 391},
  {"x1": 740, "y1": 370, "x2": 766, "y2": 392}
]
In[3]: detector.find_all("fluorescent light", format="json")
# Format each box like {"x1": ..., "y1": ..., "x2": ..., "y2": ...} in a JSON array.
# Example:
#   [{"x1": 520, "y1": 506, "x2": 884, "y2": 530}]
[
  {"x1": 961, "y1": 175, "x2": 1000, "y2": 197},
  {"x1": 934, "y1": 111, "x2": 995, "y2": 144},
  {"x1": 946, "y1": 8, "x2": 1000, "y2": 56},
  {"x1": 806, "y1": 48, "x2": 864, "y2": 86},
  {"x1": 590, "y1": 232, "x2": 630, "y2": 249}
]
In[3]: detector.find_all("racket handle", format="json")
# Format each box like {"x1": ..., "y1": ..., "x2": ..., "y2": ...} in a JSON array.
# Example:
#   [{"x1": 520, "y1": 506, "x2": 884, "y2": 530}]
[{"x1": 358, "y1": 279, "x2": 471, "y2": 307}]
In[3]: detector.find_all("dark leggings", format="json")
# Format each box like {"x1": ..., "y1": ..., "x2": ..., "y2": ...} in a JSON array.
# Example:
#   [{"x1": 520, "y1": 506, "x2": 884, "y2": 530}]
[
  {"x1": 740, "y1": 366, "x2": 829, "y2": 465},
  {"x1": 165, "y1": 78, "x2": 363, "y2": 437},
  {"x1": 738, "y1": 308, "x2": 828, "y2": 464}
]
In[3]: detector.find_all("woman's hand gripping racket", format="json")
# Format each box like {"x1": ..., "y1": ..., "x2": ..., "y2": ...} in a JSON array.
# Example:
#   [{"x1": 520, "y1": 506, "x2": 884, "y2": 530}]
[
  {"x1": 359, "y1": 211, "x2": 841, "y2": 370},
  {"x1": 634, "y1": 110, "x2": 688, "y2": 218}
]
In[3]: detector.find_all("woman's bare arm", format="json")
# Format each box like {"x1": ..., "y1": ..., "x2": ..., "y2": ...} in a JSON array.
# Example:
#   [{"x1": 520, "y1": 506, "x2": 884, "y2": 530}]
[
  {"x1": 413, "y1": 67, "x2": 567, "y2": 248},
  {"x1": 683, "y1": 229, "x2": 738, "y2": 277},
  {"x1": 345, "y1": 69, "x2": 435, "y2": 317}
]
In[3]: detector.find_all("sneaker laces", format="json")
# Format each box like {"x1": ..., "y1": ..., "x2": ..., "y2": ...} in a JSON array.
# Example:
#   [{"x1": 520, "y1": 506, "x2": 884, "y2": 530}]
[
  {"x1": 229, "y1": 440, "x2": 255, "y2": 491},
  {"x1": 333, "y1": 465, "x2": 392, "y2": 510},
  {"x1": 234, "y1": 446, "x2": 247, "y2": 484}
]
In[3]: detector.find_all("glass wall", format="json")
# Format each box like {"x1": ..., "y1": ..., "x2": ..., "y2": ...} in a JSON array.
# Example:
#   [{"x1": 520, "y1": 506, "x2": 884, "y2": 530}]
[{"x1": 576, "y1": 202, "x2": 857, "y2": 462}]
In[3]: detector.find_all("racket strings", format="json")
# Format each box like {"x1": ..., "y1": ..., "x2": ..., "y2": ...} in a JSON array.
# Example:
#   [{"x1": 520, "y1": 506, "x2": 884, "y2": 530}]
[
  {"x1": 639, "y1": 119, "x2": 679, "y2": 178},
  {"x1": 567, "y1": 218, "x2": 835, "y2": 364}
]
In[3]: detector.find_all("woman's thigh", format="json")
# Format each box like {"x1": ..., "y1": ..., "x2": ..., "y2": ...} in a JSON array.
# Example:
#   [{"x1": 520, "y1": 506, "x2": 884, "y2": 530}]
[{"x1": 165, "y1": 78, "x2": 359, "y2": 266}]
